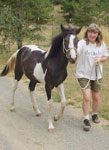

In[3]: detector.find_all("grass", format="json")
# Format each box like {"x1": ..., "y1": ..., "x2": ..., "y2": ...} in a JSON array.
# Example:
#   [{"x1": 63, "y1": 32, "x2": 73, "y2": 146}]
[
  {"x1": 0, "y1": 5, "x2": 109, "y2": 121},
  {"x1": 1, "y1": 52, "x2": 109, "y2": 122},
  {"x1": 99, "y1": 60, "x2": 109, "y2": 120},
  {"x1": 53, "y1": 26, "x2": 109, "y2": 121},
  {"x1": 66, "y1": 60, "x2": 109, "y2": 119},
  {"x1": 102, "y1": 125, "x2": 109, "y2": 130}
]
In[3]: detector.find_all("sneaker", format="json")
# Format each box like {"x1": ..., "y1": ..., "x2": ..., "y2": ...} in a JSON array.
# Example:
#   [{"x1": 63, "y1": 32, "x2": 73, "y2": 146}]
[
  {"x1": 92, "y1": 114, "x2": 100, "y2": 123},
  {"x1": 83, "y1": 119, "x2": 91, "y2": 131}
]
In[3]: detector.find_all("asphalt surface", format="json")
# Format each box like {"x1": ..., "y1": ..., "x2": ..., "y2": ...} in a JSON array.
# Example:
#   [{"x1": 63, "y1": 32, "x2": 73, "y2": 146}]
[{"x1": 0, "y1": 77, "x2": 109, "y2": 150}]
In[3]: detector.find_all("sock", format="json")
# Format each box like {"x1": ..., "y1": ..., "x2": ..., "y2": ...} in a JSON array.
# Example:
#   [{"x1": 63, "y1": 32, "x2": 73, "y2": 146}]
[
  {"x1": 92, "y1": 112, "x2": 98, "y2": 116},
  {"x1": 84, "y1": 114, "x2": 89, "y2": 120}
]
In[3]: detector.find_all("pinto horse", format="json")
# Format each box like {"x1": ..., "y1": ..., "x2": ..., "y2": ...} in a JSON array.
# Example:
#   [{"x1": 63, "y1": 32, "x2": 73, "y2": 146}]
[{"x1": 0, "y1": 24, "x2": 81, "y2": 131}]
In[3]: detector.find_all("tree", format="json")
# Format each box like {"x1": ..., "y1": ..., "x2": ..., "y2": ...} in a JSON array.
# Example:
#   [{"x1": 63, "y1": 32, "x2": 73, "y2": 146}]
[
  {"x1": 50, "y1": 0, "x2": 64, "y2": 5},
  {"x1": 0, "y1": 0, "x2": 52, "y2": 49},
  {"x1": 0, "y1": 3, "x2": 17, "y2": 51},
  {"x1": 61, "y1": 0, "x2": 109, "y2": 27}
]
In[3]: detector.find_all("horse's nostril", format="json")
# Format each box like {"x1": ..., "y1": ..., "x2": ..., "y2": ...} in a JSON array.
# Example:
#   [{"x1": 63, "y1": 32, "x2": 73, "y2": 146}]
[{"x1": 69, "y1": 59, "x2": 75, "y2": 64}]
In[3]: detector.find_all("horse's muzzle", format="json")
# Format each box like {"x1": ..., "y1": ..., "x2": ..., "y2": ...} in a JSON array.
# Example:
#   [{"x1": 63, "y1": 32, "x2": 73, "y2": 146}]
[
  {"x1": 69, "y1": 58, "x2": 76, "y2": 64},
  {"x1": 66, "y1": 54, "x2": 77, "y2": 64}
]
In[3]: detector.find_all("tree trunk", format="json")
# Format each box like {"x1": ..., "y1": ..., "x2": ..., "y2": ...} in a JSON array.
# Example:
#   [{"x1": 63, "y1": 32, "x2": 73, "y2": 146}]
[
  {"x1": 17, "y1": 0, "x2": 23, "y2": 49},
  {"x1": 17, "y1": 25, "x2": 23, "y2": 49}
]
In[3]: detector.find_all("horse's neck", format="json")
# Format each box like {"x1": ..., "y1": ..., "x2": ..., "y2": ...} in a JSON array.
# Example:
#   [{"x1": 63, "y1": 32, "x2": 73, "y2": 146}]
[
  {"x1": 58, "y1": 50, "x2": 68, "y2": 66},
  {"x1": 46, "y1": 35, "x2": 63, "y2": 59},
  {"x1": 43, "y1": 36, "x2": 69, "y2": 69},
  {"x1": 51, "y1": 50, "x2": 68, "y2": 68}
]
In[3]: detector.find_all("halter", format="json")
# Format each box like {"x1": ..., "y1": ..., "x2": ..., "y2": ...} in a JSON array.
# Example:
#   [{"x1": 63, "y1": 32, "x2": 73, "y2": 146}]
[{"x1": 62, "y1": 39, "x2": 77, "y2": 54}]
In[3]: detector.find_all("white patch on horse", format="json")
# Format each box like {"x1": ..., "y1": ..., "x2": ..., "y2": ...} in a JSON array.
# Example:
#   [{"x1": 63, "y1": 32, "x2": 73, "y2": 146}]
[
  {"x1": 69, "y1": 35, "x2": 75, "y2": 49},
  {"x1": 33, "y1": 63, "x2": 46, "y2": 83},
  {"x1": 69, "y1": 35, "x2": 76, "y2": 59},
  {"x1": 23, "y1": 45, "x2": 45, "y2": 52},
  {"x1": 45, "y1": 46, "x2": 51, "y2": 58}
]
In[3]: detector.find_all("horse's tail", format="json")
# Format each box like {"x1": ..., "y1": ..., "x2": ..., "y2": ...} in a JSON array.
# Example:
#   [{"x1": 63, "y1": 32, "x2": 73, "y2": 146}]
[{"x1": 0, "y1": 50, "x2": 19, "y2": 76}]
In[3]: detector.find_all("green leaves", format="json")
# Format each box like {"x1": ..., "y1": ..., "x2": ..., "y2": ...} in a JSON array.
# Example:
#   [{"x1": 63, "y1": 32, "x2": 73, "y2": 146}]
[
  {"x1": 61, "y1": 0, "x2": 109, "y2": 27},
  {"x1": 0, "y1": 0, "x2": 52, "y2": 49}
]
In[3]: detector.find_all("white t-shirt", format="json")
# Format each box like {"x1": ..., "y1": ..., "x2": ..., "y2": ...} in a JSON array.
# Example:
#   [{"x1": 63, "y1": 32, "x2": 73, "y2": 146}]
[{"x1": 76, "y1": 39, "x2": 109, "y2": 80}]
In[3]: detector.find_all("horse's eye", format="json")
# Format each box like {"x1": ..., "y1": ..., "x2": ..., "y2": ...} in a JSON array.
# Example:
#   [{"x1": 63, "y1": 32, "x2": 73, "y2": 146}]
[{"x1": 64, "y1": 37, "x2": 69, "y2": 43}]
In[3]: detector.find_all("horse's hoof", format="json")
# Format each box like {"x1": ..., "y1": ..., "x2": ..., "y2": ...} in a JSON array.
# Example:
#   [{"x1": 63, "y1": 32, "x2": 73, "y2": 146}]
[
  {"x1": 36, "y1": 112, "x2": 42, "y2": 117},
  {"x1": 48, "y1": 123, "x2": 55, "y2": 132},
  {"x1": 10, "y1": 107, "x2": 16, "y2": 112},
  {"x1": 48, "y1": 127, "x2": 55, "y2": 133},
  {"x1": 54, "y1": 115, "x2": 59, "y2": 121}
]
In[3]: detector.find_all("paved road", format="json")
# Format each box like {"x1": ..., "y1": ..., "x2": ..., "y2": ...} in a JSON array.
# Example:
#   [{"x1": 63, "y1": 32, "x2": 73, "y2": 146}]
[{"x1": 0, "y1": 77, "x2": 109, "y2": 150}]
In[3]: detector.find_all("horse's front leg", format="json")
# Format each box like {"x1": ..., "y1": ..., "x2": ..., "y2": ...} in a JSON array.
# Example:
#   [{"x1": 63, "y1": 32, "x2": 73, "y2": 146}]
[
  {"x1": 29, "y1": 80, "x2": 41, "y2": 116},
  {"x1": 54, "y1": 83, "x2": 66, "y2": 121},
  {"x1": 29, "y1": 91, "x2": 41, "y2": 116},
  {"x1": 45, "y1": 84, "x2": 54, "y2": 132}
]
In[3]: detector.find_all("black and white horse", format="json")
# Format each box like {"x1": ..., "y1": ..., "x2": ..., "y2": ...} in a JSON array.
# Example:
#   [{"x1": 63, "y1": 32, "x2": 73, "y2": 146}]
[{"x1": 0, "y1": 24, "x2": 81, "y2": 131}]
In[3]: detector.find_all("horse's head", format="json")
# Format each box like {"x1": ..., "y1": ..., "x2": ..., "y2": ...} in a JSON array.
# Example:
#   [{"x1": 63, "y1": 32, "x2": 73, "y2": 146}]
[{"x1": 61, "y1": 24, "x2": 81, "y2": 63}]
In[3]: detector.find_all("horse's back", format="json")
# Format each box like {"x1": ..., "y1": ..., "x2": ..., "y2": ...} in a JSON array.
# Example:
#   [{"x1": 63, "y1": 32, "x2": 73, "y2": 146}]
[
  {"x1": 15, "y1": 45, "x2": 46, "y2": 80},
  {"x1": 17, "y1": 45, "x2": 45, "y2": 63}
]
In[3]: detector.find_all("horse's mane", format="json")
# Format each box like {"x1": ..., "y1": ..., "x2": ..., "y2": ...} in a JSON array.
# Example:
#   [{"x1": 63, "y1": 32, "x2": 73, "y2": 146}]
[{"x1": 47, "y1": 33, "x2": 63, "y2": 58}]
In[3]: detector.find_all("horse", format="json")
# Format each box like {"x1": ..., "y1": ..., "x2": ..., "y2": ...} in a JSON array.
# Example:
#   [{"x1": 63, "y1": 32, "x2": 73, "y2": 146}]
[{"x1": 0, "y1": 24, "x2": 81, "y2": 131}]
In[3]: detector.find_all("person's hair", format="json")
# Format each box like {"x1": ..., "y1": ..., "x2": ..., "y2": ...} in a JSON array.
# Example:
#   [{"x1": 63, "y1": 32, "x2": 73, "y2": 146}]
[{"x1": 84, "y1": 23, "x2": 103, "y2": 46}]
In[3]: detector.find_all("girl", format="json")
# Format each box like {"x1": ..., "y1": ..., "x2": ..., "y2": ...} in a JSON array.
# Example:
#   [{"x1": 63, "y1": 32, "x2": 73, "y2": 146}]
[{"x1": 76, "y1": 23, "x2": 109, "y2": 131}]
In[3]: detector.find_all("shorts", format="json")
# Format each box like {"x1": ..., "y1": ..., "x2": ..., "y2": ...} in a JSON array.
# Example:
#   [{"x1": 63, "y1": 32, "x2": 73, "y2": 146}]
[{"x1": 78, "y1": 78, "x2": 102, "y2": 92}]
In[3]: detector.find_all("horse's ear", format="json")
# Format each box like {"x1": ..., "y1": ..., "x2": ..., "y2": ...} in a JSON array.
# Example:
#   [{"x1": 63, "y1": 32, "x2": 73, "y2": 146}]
[
  {"x1": 60, "y1": 24, "x2": 65, "y2": 32},
  {"x1": 74, "y1": 27, "x2": 82, "y2": 35}
]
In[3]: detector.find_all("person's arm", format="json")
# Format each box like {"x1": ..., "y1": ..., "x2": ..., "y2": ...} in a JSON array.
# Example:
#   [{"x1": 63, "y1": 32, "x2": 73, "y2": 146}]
[
  {"x1": 95, "y1": 43, "x2": 109, "y2": 63},
  {"x1": 95, "y1": 56, "x2": 108, "y2": 63}
]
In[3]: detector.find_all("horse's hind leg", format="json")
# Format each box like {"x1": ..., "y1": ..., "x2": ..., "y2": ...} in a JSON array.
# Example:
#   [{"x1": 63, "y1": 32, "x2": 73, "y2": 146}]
[
  {"x1": 10, "y1": 80, "x2": 18, "y2": 111},
  {"x1": 54, "y1": 83, "x2": 66, "y2": 121},
  {"x1": 29, "y1": 80, "x2": 41, "y2": 116},
  {"x1": 10, "y1": 71, "x2": 23, "y2": 112}
]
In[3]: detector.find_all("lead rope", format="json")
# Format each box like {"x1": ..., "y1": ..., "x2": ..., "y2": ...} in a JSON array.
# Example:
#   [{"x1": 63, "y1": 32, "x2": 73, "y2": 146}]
[
  {"x1": 95, "y1": 62, "x2": 102, "y2": 85},
  {"x1": 80, "y1": 63, "x2": 95, "y2": 90},
  {"x1": 79, "y1": 62, "x2": 102, "y2": 90},
  {"x1": 63, "y1": 40, "x2": 70, "y2": 54}
]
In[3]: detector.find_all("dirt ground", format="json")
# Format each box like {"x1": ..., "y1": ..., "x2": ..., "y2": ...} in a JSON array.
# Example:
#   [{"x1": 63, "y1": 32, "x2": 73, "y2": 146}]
[{"x1": 0, "y1": 77, "x2": 109, "y2": 150}]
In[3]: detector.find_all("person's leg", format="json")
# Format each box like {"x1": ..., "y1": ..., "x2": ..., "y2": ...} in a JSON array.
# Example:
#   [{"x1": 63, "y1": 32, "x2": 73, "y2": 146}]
[
  {"x1": 82, "y1": 89, "x2": 91, "y2": 119},
  {"x1": 91, "y1": 91, "x2": 100, "y2": 123},
  {"x1": 78, "y1": 78, "x2": 91, "y2": 117},
  {"x1": 78, "y1": 78, "x2": 92, "y2": 131},
  {"x1": 92, "y1": 91, "x2": 100, "y2": 113},
  {"x1": 82, "y1": 89, "x2": 92, "y2": 131},
  {"x1": 91, "y1": 80, "x2": 101, "y2": 123}
]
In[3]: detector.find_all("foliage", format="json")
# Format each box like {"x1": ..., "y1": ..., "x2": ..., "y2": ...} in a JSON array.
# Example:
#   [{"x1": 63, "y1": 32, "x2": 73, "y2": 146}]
[
  {"x1": 0, "y1": 0, "x2": 52, "y2": 49},
  {"x1": 61, "y1": 0, "x2": 109, "y2": 26},
  {"x1": 1, "y1": 0, "x2": 109, "y2": 51},
  {"x1": 50, "y1": 0, "x2": 64, "y2": 5}
]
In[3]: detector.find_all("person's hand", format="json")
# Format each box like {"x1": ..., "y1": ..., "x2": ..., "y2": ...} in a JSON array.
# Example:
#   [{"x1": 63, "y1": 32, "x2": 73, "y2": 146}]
[
  {"x1": 95, "y1": 57, "x2": 101, "y2": 63},
  {"x1": 95, "y1": 56, "x2": 108, "y2": 63}
]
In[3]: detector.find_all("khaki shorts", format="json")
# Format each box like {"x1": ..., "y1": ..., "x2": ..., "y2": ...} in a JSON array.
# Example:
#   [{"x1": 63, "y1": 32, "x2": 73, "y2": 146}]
[{"x1": 78, "y1": 78, "x2": 102, "y2": 92}]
